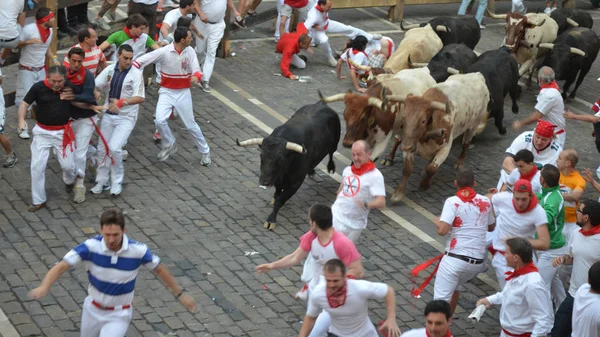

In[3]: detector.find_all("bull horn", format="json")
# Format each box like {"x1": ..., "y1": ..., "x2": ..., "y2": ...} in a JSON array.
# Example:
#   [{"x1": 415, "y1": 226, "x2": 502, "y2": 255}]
[
  {"x1": 285, "y1": 142, "x2": 307, "y2": 154},
  {"x1": 386, "y1": 94, "x2": 407, "y2": 102},
  {"x1": 425, "y1": 128, "x2": 446, "y2": 140},
  {"x1": 486, "y1": 9, "x2": 507, "y2": 19},
  {"x1": 447, "y1": 67, "x2": 460, "y2": 75},
  {"x1": 348, "y1": 57, "x2": 371, "y2": 71},
  {"x1": 401, "y1": 21, "x2": 420, "y2": 30},
  {"x1": 407, "y1": 54, "x2": 428, "y2": 68},
  {"x1": 236, "y1": 138, "x2": 264, "y2": 146},
  {"x1": 430, "y1": 101, "x2": 447, "y2": 112},
  {"x1": 566, "y1": 18, "x2": 579, "y2": 27},
  {"x1": 538, "y1": 43, "x2": 554, "y2": 50},
  {"x1": 367, "y1": 97, "x2": 384, "y2": 109},
  {"x1": 318, "y1": 90, "x2": 347, "y2": 103},
  {"x1": 570, "y1": 47, "x2": 586, "y2": 56},
  {"x1": 529, "y1": 18, "x2": 546, "y2": 26},
  {"x1": 435, "y1": 25, "x2": 449, "y2": 33}
]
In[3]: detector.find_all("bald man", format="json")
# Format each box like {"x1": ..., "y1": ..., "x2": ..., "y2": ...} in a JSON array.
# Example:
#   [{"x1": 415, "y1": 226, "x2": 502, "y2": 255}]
[
  {"x1": 513, "y1": 66, "x2": 566, "y2": 148},
  {"x1": 331, "y1": 140, "x2": 386, "y2": 242}
]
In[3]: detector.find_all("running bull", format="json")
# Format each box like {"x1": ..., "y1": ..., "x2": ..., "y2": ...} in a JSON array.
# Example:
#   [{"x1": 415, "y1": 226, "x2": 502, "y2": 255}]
[
  {"x1": 236, "y1": 101, "x2": 341, "y2": 230},
  {"x1": 550, "y1": 8, "x2": 593, "y2": 35},
  {"x1": 401, "y1": 17, "x2": 481, "y2": 49},
  {"x1": 392, "y1": 73, "x2": 490, "y2": 202},
  {"x1": 537, "y1": 27, "x2": 600, "y2": 101},
  {"x1": 408, "y1": 43, "x2": 478, "y2": 82}
]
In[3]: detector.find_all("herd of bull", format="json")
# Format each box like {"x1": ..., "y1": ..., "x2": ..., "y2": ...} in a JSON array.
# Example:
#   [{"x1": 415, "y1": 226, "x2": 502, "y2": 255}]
[{"x1": 237, "y1": 9, "x2": 599, "y2": 230}]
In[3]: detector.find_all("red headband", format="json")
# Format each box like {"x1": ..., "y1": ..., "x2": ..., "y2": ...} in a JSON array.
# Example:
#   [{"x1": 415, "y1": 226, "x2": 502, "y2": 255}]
[
  {"x1": 36, "y1": 12, "x2": 55, "y2": 24},
  {"x1": 534, "y1": 119, "x2": 555, "y2": 138}
]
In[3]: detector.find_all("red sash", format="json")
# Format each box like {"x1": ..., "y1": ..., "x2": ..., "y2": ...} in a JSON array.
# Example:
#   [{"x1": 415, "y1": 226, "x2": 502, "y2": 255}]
[{"x1": 37, "y1": 121, "x2": 76, "y2": 158}]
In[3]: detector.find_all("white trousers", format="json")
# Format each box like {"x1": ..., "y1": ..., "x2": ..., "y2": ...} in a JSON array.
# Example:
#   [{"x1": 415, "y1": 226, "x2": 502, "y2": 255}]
[
  {"x1": 290, "y1": 54, "x2": 306, "y2": 69},
  {"x1": 309, "y1": 311, "x2": 332, "y2": 337},
  {"x1": 193, "y1": 18, "x2": 225, "y2": 82},
  {"x1": 16, "y1": 68, "x2": 46, "y2": 108},
  {"x1": 433, "y1": 255, "x2": 486, "y2": 301},
  {"x1": 155, "y1": 87, "x2": 210, "y2": 154},
  {"x1": 333, "y1": 220, "x2": 363, "y2": 243},
  {"x1": 80, "y1": 296, "x2": 132, "y2": 337},
  {"x1": 30, "y1": 125, "x2": 76, "y2": 205},
  {"x1": 0, "y1": 85, "x2": 5, "y2": 134},
  {"x1": 536, "y1": 246, "x2": 567, "y2": 308},
  {"x1": 275, "y1": 0, "x2": 290, "y2": 39},
  {"x1": 95, "y1": 113, "x2": 136, "y2": 187},
  {"x1": 71, "y1": 117, "x2": 98, "y2": 178},
  {"x1": 492, "y1": 252, "x2": 511, "y2": 290},
  {"x1": 511, "y1": 0, "x2": 526, "y2": 13},
  {"x1": 311, "y1": 20, "x2": 374, "y2": 58}
]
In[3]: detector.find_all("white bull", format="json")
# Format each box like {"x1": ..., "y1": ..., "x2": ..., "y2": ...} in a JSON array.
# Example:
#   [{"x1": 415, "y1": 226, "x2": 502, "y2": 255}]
[{"x1": 383, "y1": 24, "x2": 443, "y2": 74}]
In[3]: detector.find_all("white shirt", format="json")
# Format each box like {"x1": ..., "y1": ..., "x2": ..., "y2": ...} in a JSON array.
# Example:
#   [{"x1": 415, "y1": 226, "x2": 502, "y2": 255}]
[
  {"x1": 19, "y1": 24, "x2": 52, "y2": 68},
  {"x1": 197, "y1": 0, "x2": 227, "y2": 23},
  {"x1": 95, "y1": 63, "x2": 145, "y2": 117},
  {"x1": 331, "y1": 167, "x2": 385, "y2": 230},
  {"x1": 491, "y1": 192, "x2": 548, "y2": 252},
  {"x1": 340, "y1": 49, "x2": 369, "y2": 75},
  {"x1": 0, "y1": 0, "x2": 24, "y2": 39},
  {"x1": 400, "y1": 328, "x2": 453, "y2": 337},
  {"x1": 133, "y1": 44, "x2": 201, "y2": 90},
  {"x1": 304, "y1": 4, "x2": 329, "y2": 31},
  {"x1": 161, "y1": 8, "x2": 192, "y2": 41},
  {"x1": 131, "y1": 0, "x2": 158, "y2": 4},
  {"x1": 568, "y1": 230, "x2": 600, "y2": 297},
  {"x1": 535, "y1": 88, "x2": 565, "y2": 130},
  {"x1": 506, "y1": 168, "x2": 542, "y2": 194},
  {"x1": 506, "y1": 131, "x2": 562, "y2": 167},
  {"x1": 487, "y1": 271, "x2": 553, "y2": 336},
  {"x1": 440, "y1": 193, "x2": 494, "y2": 259},
  {"x1": 307, "y1": 279, "x2": 388, "y2": 337},
  {"x1": 572, "y1": 283, "x2": 600, "y2": 337}
]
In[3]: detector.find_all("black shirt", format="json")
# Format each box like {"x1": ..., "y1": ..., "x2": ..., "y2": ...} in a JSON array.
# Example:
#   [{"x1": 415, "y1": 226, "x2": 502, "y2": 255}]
[
  {"x1": 69, "y1": 69, "x2": 97, "y2": 120},
  {"x1": 23, "y1": 81, "x2": 73, "y2": 126}
]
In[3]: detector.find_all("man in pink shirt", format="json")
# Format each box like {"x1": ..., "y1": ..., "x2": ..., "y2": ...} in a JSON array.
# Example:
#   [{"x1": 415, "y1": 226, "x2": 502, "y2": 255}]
[{"x1": 256, "y1": 203, "x2": 364, "y2": 337}]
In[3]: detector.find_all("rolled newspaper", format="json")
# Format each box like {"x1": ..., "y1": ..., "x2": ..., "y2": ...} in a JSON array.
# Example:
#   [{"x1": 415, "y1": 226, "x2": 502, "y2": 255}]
[{"x1": 468, "y1": 304, "x2": 487, "y2": 323}]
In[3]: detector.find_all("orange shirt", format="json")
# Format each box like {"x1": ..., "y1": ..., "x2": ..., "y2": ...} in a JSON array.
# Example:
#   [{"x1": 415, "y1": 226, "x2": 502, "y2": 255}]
[{"x1": 559, "y1": 170, "x2": 586, "y2": 223}]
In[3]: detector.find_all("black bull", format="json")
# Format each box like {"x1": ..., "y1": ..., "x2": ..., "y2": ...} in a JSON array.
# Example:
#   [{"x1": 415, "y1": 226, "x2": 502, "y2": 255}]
[
  {"x1": 236, "y1": 101, "x2": 341, "y2": 230},
  {"x1": 401, "y1": 16, "x2": 481, "y2": 49}
]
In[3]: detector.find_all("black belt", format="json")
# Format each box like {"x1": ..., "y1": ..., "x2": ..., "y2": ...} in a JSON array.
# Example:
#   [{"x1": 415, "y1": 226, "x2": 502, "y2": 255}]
[
  {"x1": 207, "y1": 21, "x2": 218, "y2": 24},
  {"x1": 0, "y1": 36, "x2": 18, "y2": 43},
  {"x1": 445, "y1": 252, "x2": 484, "y2": 265},
  {"x1": 105, "y1": 111, "x2": 119, "y2": 116}
]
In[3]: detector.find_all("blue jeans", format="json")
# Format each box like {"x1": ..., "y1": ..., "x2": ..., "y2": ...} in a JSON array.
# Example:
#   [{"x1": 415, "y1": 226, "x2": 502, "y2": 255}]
[
  {"x1": 551, "y1": 293, "x2": 574, "y2": 337},
  {"x1": 457, "y1": 0, "x2": 488, "y2": 24}
]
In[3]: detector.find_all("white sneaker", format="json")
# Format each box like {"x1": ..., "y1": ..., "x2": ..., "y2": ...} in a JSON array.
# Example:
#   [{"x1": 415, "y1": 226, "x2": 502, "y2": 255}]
[
  {"x1": 73, "y1": 186, "x2": 86, "y2": 204},
  {"x1": 110, "y1": 183, "x2": 122, "y2": 196},
  {"x1": 18, "y1": 128, "x2": 30, "y2": 139},
  {"x1": 90, "y1": 183, "x2": 110, "y2": 194},
  {"x1": 544, "y1": 7, "x2": 552, "y2": 14},
  {"x1": 94, "y1": 18, "x2": 111, "y2": 30},
  {"x1": 122, "y1": 149, "x2": 128, "y2": 162},
  {"x1": 201, "y1": 152, "x2": 211, "y2": 167},
  {"x1": 157, "y1": 143, "x2": 178, "y2": 162},
  {"x1": 295, "y1": 284, "x2": 309, "y2": 301},
  {"x1": 372, "y1": 33, "x2": 383, "y2": 40},
  {"x1": 327, "y1": 55, "x2": 337, "y2": 67}
]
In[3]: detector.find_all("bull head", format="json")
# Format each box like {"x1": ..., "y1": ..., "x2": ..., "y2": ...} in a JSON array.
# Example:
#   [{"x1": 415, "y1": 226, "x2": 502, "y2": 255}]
[
  {"x1": 538, "y1": 43, "x2": 586, "y2": 56},
  {"x1": 407, "y1": 54, "x2": 428, "y2": 68},
  {"x1": 400, "y1": 21, "x2": 420, "y2": 31},
  {"x1": 566, "y1": 18, "x2": 579, "y2": 27},
  {"x1": 447, "y1": 67, "x2": 460, "y2": 75}
]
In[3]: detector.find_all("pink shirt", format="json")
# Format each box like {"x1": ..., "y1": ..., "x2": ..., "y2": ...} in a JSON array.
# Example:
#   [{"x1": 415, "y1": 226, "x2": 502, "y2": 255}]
[{"x1": 299, "y1": 230, "x2": 361, "y2": 266}]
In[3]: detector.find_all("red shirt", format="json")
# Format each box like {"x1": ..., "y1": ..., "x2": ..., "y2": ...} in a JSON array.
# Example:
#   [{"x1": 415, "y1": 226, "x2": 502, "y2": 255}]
[
  {"x1": 276, "y1": 23, "x2": 308, "y2": 78},
  {"x1": 284, "y1": 0, "x2": 308, "y2": 8}
]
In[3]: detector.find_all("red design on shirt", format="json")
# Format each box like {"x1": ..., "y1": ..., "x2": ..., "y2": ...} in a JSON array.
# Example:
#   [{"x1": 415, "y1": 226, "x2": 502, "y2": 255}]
[
  {"x1": 449, "y1": 238, "x2": 457, "y2": 250},
  {"x1": 471, "y1": 198, "x2": 490, "y2": 213},
  {"x1": 342, "y1": 175, "x2": 361, "y2": 197},
  {"x1": 452, "y1": 217, "x2": 463, "y2": 228}
]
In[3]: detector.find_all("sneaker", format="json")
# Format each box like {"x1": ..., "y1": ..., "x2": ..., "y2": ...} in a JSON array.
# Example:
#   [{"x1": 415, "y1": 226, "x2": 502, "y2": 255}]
[
  {"x1": 201, "y1": 81, "x2": 211, "y2": 93},
  {"x1": 73, "y1": 186, "x2": 86, "y2": 204},
  {"x1": 106, "y1": 11, "x2": 116, "y2": 21},
  {"x1": 90, "y1": 183, "x2": 110, "y2": 194},
  {"x1": 327, "y1": 55, "x2": 337, "y2": 67},
  {"x1": 372, "y1": 33, "x2": 383, "y2": 40},
  {"x1": 247, "y1": 10, "x2": 258, "y2": 16},
  {"x1": 3, "y1": 152, "x2": 17, "y2": 168},
  {"x1": 153, "y1": 130, "x2": 162, "y2": 141},
  {"x1": 122, "y1": 149, "x2": 128, "y2": 162},
  {"x1": 28, "y1": 203, "x2": 46, "y2": 212},
  {"x1": 544, "y1": 7, "x2": 552, "y2": 14},
  {"x1": 110, "y1": 183, "x2": 122, "y2": 196},
  {"x1": 201, "y1": 152, "x2": 211, "y2": 166},
  {"x1": 157, "y1": 143, "x2": 178, "y2": 162},
  {"x1": 94, "y1": 18, "x2": 111, "y2": 30},
  {"x1": 233, "y1": 16, "x2": 247, "y2": 29},
  {"x1": 480, "y1": 24, "x2": 486, "y2": 29},
  {"x1": 18, "y1": 128, "x2": 30, "y2": 139},
  {"x1": 295, "y1": 284, "x2": 309, "y2": 301}
]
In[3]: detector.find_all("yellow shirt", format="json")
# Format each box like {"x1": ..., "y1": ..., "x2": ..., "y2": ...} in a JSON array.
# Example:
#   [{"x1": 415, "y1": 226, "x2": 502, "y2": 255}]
[{"x1": 559, "y1": 171, "x2": 586, "y2": 223}]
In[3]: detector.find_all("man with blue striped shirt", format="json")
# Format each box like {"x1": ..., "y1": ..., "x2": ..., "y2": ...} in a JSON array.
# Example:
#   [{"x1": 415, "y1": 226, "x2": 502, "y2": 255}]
[{"x1": 29, "y1": 209, "x2": 196, "y2": 337}]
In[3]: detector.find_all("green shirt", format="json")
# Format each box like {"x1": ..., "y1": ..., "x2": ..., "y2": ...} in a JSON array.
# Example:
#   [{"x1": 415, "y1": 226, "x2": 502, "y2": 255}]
[
  {"x1": 536, "y1": 185, "x2": 566, "y2": 249},
  {"x1": 106, "y1": 30, "x2": 155, "y2": 61}
]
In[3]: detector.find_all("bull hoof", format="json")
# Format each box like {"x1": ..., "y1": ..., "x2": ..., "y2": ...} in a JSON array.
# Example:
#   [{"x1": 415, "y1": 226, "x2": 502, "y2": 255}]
[
  {"x1": 499, "y1": 126, "x2": 508, "y2": 135},
  {"x1": 264, "y1": 221, "x2": 277, "y2": 230},
  {"x1": 390, "y1": 190, "x2": 405, "y2": 203},
  {"x1": 381, "y1": 158, "x2": 394, "y2": 166},
  {"x1": 419, "y1": 180, "x2": 432, "y2": 191},
  {"x1": 512, "y1": 105, "x2": 519, "y2": 114}
]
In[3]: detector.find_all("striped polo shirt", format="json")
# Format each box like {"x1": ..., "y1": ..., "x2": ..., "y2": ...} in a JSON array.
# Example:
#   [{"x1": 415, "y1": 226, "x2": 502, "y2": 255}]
[
  {"x1": 63, "y1": 234, "x2": 160, "y2": 307},
  {"x1": 62, "y1": 44, "x2": 107, "y2": 76}
]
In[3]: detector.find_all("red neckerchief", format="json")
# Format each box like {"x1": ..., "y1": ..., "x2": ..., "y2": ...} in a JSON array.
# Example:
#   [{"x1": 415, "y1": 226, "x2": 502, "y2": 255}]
[
  {"x1": 520, "y1": 165, "x2": 538, "y2": 182},
  {"x1": 316, "y1": 4, "x2": 326, "y2": 12},
  {"x1": 512, "y1": 193, "x2": 539, "y2": 214},
  {"x1": 351, "y1": 49, "x2": 361, "y2": 55},
  {"x1": 43, "y1": 79, "x2": 62, "y2": 93},
  {"x1": 326, "y1": 282, "x2": 348, "y2": 308},
  {"x1": 66, "y1": 67, "x2": 85, "y2": 85},
  {"x1": 351, "y1": 161, "x2": 376, "y2": 176},
  {"x1": 539, "y1": 81, "x2": 560, "y2": 93},
  {"x1": 505, "y1": 262, "x2": 539, "y2": 281},
  {"x1": 456, "y1": 187, "x2": 476, "y2": 203},
  {"x1": 123, "y1": 27, "x2": 138, "y2": 42},
  {"x1": 36, "y1": 23, "x2": 51, "y2": 43},
  {"x1": 580, "y1": 225, "x2": 600, "y2": 236},
  {"x1": 426, "y1": 329, "x2": 452, "y2": 337}
]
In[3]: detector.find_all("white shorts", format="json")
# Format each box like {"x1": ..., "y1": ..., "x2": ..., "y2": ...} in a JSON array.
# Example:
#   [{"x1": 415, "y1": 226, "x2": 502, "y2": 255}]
[
  {"x1": 333, "y1": 221, "x2": 363, "y2": 243},
  {"x1": 433, "y1": 254, "x2": 486, "y2": 301},
  {"x1": 0, "y1": 85, "x2": 5, "y2": 134},
  {"x1": 280, "y1": 2, "x2": 310, "y2": 19}
]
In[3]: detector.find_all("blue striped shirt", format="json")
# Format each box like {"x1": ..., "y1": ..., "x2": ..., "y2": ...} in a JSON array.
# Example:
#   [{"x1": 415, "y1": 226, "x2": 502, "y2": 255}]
[{"x1": 63, "y1": 234, "x2": 160, "y2": 307}]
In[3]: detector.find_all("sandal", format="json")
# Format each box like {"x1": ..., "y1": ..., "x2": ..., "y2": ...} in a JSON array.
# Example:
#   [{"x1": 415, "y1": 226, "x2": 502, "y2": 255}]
[{"x1": 28, "y1": 203, "x2": 46, "y2": 212}]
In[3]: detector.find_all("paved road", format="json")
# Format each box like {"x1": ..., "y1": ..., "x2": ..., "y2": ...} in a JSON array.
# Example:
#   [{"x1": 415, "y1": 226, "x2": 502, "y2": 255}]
[{"x1": 2, "y1": 2, "x2": 600, "y2": 336}]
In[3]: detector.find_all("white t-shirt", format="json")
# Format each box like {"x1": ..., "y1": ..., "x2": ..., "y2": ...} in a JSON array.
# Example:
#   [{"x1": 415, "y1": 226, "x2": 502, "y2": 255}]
[
  {"x1": 400, "y1": 328, "x2": 453, "y2": 337},
  {"x1": 0, "y1": 0, "x2": 24, "y2": 39},
  {"x1": 197, "y1": 0, "x2": 227, "y2": 23},
  {"x1": 506, "y1": 168, "x2": 542, "y2": 194},
  {"x1": 440, "y1": 193, "x2": 494, "y2": 259},
  {"x1": 161, "y1": 8, "x2": 192, "y2": 41},
  {"x1": 304, "y1": 4, "x2": 329, "y2": 31},
  {"x1": 491, "y1": 192, "x2": 548, "y2": 252},
  {"x1": 307, "y1": 279, "x2": 388, "y2": 337},
  {"x1": 505, "y1": 131, "x2": 562, "y2": 167},
  {"x1": 19, "y1": 24, "x2": 52, "y2": 68},
  {"x1": 340, "y1": 49, "x2": 369, "y2": 74},
  {"x1": 332, "y1": 167, "x2": 385, "y2": 230},
  {"x1": 568, "y1": 230, "x2": 600, "y2": 297},
  {"x1": 572, "y1": 283, "x2": 600, "y2": 337},
  {"x1": 535, "y1": 88, "x2": 565, "y2": 130}
]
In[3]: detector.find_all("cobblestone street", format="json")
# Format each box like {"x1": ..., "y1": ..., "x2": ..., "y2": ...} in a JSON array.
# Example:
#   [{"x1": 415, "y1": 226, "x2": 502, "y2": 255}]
[{"x1": 2, "y1": 1, "x2": 600, "y2": 336}]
